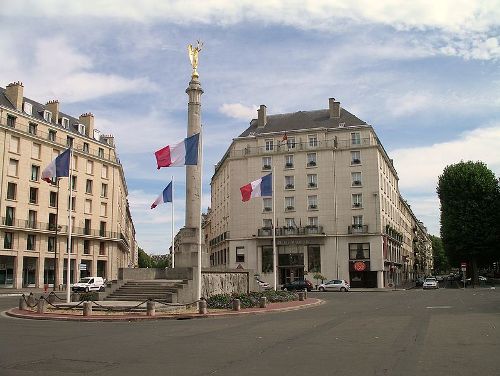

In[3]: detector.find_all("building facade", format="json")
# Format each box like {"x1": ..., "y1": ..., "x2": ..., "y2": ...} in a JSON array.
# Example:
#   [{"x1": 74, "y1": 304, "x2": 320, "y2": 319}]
[
  {"x1": 0, "y1": 81, "x2": 137, "y2": 289},
  {"x1": 207, "y1": 99, "x2": 432, "y2": 288}
]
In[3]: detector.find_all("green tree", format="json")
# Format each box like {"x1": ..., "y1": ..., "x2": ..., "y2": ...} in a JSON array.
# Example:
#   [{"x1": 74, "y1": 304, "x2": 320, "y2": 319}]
[
  {"x1": 429, "y1": 235, "x2": 449, "y2": 273},
  {"x1": 138, "y1": 247, "x2": 152, "y2": 268},
  {"x1": 437, "y1": 161, "x2": 500, "y2": 282},
  {"x1": 151, "y1": 254, "x2": 171, "y2": 268}
]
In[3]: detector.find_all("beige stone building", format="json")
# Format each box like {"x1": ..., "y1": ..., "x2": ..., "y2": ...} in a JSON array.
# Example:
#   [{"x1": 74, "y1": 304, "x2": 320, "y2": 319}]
[
  {"x1": 207, "y1": 99, "x2": 432, "y2": 288},
  {"x1": 0, "y1": 81, "x2": 137, "y2": 289}
]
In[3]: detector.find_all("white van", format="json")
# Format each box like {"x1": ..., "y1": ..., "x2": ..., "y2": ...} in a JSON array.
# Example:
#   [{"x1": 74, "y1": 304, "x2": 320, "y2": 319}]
[{"x1": 72, "y1": 277, "x2": 106, "y2": 292}]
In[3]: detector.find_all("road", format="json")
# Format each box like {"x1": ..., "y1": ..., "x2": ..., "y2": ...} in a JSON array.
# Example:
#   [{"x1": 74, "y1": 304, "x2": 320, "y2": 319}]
[{"x1": 1, "y1": 288, "x2": 499, "y2": 376}]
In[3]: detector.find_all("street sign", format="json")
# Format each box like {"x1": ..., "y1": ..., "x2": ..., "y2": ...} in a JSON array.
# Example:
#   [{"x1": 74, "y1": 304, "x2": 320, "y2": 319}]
[{"x1": 461, "y1": 262, "x2": 466, "y2": 272}]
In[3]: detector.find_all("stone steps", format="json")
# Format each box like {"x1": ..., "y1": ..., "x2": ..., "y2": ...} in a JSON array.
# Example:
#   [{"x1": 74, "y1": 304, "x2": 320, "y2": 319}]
[{"x1": 104, "y1": 280, "x2": 187, "y2": 303}]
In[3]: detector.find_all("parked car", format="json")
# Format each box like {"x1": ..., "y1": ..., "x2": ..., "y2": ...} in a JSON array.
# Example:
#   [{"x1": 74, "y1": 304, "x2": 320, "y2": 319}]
[
  {"x1": 415, "y1": 277, "x2": 425, "y2": 287},
  {"x1": 318, "y1": 279, "x2": 350, "y2": 292},
  {"x1": 256, "y1": 278, "x2": 271, "y2": 290},
  {"x1": 72, "y1": 277, "x2": 106, "y2": 292},
  {"x1": 422, "y1": 277, "x2": 439, "y2": 289},
  {"x1": 281, "y1": 279, "x2": 313, "y2": 292}
]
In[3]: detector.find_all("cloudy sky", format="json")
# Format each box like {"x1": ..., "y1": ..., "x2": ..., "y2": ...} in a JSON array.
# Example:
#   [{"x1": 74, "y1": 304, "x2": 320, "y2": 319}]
[{"x1": 1, "y1": 1, "x2": 499, "y2": 253}]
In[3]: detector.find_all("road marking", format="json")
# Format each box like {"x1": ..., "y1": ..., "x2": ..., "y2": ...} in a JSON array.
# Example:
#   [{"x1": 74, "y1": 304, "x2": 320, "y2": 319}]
[{"x1": 426, "y1": 306, "x2": 452, "y2": 309}]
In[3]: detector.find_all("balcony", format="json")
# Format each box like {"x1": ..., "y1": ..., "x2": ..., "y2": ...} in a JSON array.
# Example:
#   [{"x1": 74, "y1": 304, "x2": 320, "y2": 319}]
[
  {"x1": 285, "y1": 206, "x2": 295, "y2": 211},
  {"x1": 308, "y1": 204, "x2": 317, "y2": 210},
  {"x1": 262, "y1": 164, "x2": 271, "y2": 170},
  {"x1": 285, "y1": 163, "x2": 294, "y2": 168},
  {"x1": 351, "y1": 159, "x2": 361, "y2": 165},
  {"x1": 308, "y1": 182, "x2": 317, "y2": 188},
  {"x1": 348, "y1": 225, "x2": 368, "y2": 234},
  {"x1": 307, "y1": 161, "x2": 317, "y2": 167},
  {"x1": 263, "y1": 207, "x2": 272, "y2": 212},
  {"x1": 285, "y1": 184, "x2": 295, "y2": 189},
  {"x1": 352, "y1": 203, "x2": 362, "y2": 208},
  {"x1": 352, "y1": 180, "x2": 362, "y2": 186},
  {"x1": 257, "y1": 225, "x2": 324, "y2": 237}
]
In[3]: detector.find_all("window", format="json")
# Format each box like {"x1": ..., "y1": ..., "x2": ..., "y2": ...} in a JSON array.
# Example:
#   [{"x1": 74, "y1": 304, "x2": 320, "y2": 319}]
[
  {"x1": 236, "y1": 247, "x2": 245, "y2": 263},
  {"x1": 32, "y1": 143, "x2": 41, "y2": 159},
  {"x1": 48, "y1": 130, "x2": 56, "y2": 142},
  {"x1": 67, "y1": 238, "x2": 75, "y2": 253},
  {"x1": 285, "y1": 196, "x2": 295, "y2": 211},
  {"x1": 43, "y1": 110, "x2": 52, "y2": 123},
  {"x1": 286, "y1": 137, "x2": 296, "y2": 149},
  {"x1": 262, "y1": 156, "x2": 271, "y2": 170},
  {"x1": 29, "y1": 122, "x2": 37, "y2": 135},
  {"x1": 29, "y1": 187, "x2": 38, "y2": 204},
  {"x1": 263, "y1": 198, "x2": 272, "y2": 212},
  {"x1": 265, "y1": 139, "x2": 274, "y2": 151},
  {"x1": 73, "y1": 155, "x2": 78, "y2": 171},
  {"x1": 308, "y1": 135, "x2": 318, "y2": 147},
  {"x1": 71, "y1": 176, "x2": 77, "y2": 191},
  {"x1": 101, "y1": 165, "x2": 108, "y2": 179},
  {"x1": 307, "y1": 153, "x2": 317, "y2": 167},
  {"x1": 86, "y1": 160, "x2": 94, "y2": 174},
  {"x1": 7, "y1": 182, "x2": 17, "y2": 200},
  {"x1": 66, "y1": 136, "x2": 73, "y2": 147},
  {"x1": 48, "y1": 213, "x2": 57, "y2": 230},
  {"x1": 349, "y1": 243, "x2": 370, "y2": 260},
  {"x1": 98, "y1": 148, "x2": 104, "y2": 158},
  {"x1": 31, "y1": 165, "x2": 40, "y2": 181},
  {"x1": 24, "y1": 102, "x2": 32, "y2": 115},
  {"x1": 84, "y1": 199, "x2": 92, "y2": 214},
  {"x1": 4, "y1": 232, "x2": 13, "y2": 249},
  {"x1": 83, "y1": 143, "x2": 89, "y2": 153},
  {"x1": 263, "y1": 218, "x2": 273, "y2": 229},
  {"x1": 352, "y1": 193, "x2": 363, "y2": 208},
  {"x1": 48, "y1": 237, "x2": 56, "y2": 252},
  {"x1": 308, "y1": 195, "x2": 318, "y2": 210},
  {"x1": 308, "y1": 217, "x2": 318, "y2": 227},
  {"x1": 262, "y1": 246, "x2": 273, "y2": 273},
  {"x1": 352, "y1": 172, "x2": 362, "y2": 186},
  {"x1": 8, "y1": 159, "x2": 19, "y2": 177},
  {"x1": 308, "y1": 245, "x2": 321, "y2": 272},
  {"x1": 101, "y1": 183, "x2": 108, "y2": 198},
  {"x1": 86, "y1": 179, "x2": 93, "y2": 194},
  {"x1": 353, "y1": 215, "x2": 363, "y2": 227},
  {"x1": 351, "y1": 151, "x2": 361, "y2": 164},
  {"x1": 27, "y1": 235, "x2": 36, "y2": 250},
  {"x1": 99, "y1": 242, "x2": 106, "y2": 255},
  {"x1": 9, "y1": 136, "x2": 19, "y2": 153},
  {"x1": 285, "y1": 155, "x2": 293, "y2": 168},
  {"x1": 100, "y1": 221, "x2": 106, "y2": 237},
  {"x1": 68, "y1": 196, "x2": 76, "y2": 211},
  {"x1": 7, "y1": 115, "x2": 16, "y2": 128},
  {"x1": 49, "y1": 191, "x2": 57, "y2": 207},
  {"x1": 78, "y1": 124, "x2": 86, "y2": 135},
  {"x1": 100, "y1": 202, "x2": 107, "y2": 217},
  {"x1": 61, "y1": 118, "x2": 69, "y2": 129},
  {"x1": 84, "y1": 240, "x2": 90, "y2": 255},
  {"x1": 285, "y1": 176, "x2": 295, "y2": 189},
  {"x1": 307, "y1": 174, "x2": 318, "y2": 188},
  {"x1": 285, "y1": 218, "x2": 296, "y2": 228},
  {"x1": 84, "y1": 219, "x2": 91, "y2": 235},
  {"x1": 28, "y1": 210, "x2": 37, "y2": 228},
  {"x1": 351, "y1": 132, "x2": 361, "y2": 145},
  {"x1": 5, "y1": 206, "x2": 15, "y2": 226}
]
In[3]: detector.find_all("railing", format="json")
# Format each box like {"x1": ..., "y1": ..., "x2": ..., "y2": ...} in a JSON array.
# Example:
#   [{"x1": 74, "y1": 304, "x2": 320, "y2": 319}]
[
  {"x1": 348, "y1": 225, "x2": 369, "y2": 234},
  {"x1": 257, "y1": 225, "x2": 324, "y2": 237}
]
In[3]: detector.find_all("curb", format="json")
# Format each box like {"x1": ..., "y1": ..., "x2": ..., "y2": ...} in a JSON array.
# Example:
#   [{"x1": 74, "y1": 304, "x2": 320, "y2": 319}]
[{"x1": 4, "y1": 298, "x2": 324, "y2": 322}]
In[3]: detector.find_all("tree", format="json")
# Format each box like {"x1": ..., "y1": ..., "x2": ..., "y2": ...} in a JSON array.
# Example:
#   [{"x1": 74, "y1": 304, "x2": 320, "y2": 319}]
[
  {"x1": 138, "y1": 247, "x2": 152, "y2": 268},
  {"x1": 151, "y1": 254, "x2": 171, "y2": 268},
  {"x1": 437, "y1": 161, "x2": 500, "y2": 282},
  {"x1": 429, "y1": 235, "x2": 449, "y2": 273}
]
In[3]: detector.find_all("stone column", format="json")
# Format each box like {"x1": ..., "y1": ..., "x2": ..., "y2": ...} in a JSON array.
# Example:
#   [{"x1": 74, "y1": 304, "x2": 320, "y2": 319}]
[
  {"x1": 14, "y1": 254, "x2": 23, "y2": 289},
  {"x1": 37, "y1": 256, "x2": 44, "y2": 288}
]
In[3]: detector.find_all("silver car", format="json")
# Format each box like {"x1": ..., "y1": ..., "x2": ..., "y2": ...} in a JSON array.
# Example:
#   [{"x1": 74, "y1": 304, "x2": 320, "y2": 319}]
[
  {"x1": 318, "y1": 279, "x2": 350, "y2": 292},
  {"x1": 423, "y1": 277, "x2": 439, "y2": 289}
]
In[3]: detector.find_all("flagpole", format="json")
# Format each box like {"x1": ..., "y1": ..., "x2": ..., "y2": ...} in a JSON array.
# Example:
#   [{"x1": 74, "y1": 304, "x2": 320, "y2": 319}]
[
  {"x1": 171, "y1": 175, "x2": 175, "y2": 269},
  {"x1": 66, "y1": 148, "x2": 73, "y2": 303},
  {"x1": 197, "y1": 126, "x2": 203, "y2": 300},
  {"x1": 53, "y1": 179, "x2": 60, "y2": 292},
  {"x1": 272, "y1": 166, "x2": 277, "y2": 291}
]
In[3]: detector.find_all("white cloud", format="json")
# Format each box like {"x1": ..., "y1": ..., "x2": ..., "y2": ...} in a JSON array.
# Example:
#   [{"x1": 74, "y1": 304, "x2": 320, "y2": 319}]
[{"x1": 219, "y1": 103, "x2": 257, "y2": 120}]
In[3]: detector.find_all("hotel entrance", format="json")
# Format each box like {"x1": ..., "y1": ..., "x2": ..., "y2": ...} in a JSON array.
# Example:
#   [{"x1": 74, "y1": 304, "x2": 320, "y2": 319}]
[{"x1": 278, "y1": 244, "x2": 305, "y2": 285}]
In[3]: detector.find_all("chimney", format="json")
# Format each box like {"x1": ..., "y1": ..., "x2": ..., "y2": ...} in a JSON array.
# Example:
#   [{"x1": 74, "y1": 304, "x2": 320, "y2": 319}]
[
  {"x1": 257, "y1": 105, "x2": 267, "y2": 128},
  {"x1": 79, "y1": 113, "x2": 95, "y2": 137},
  {"x1": 5, "y1": 81, "x2": 24, "y2": 111},
  {"x1": 329, "y1": 98, "x2": 340, "y2": 119},
  {"x1": 45, "y1": 100, "x2": 59, "y2": 124}
]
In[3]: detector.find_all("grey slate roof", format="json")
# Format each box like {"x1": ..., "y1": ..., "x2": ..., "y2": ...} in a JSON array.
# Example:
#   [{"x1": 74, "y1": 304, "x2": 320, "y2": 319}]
[{"x1": 238, "y1": 107, "x2": 367, "y2": 137}]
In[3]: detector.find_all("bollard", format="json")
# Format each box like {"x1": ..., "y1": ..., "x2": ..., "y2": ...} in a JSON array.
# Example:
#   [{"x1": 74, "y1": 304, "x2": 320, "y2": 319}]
[
  {"x1": 146, "y1": 300, "x2": 155, "y2": 316},
  {"x1": 304, "y1": 290, "x2": 308, "y2": 299},
  {"x1": 232, "y1": 298, "x2": 241, "y2": 311},
  {"x1": 83, "y1": 301, "x2": 92, "y2": 316},
  {"x1": 198, "y1": 299, "x2": 207, "y2": 314},
  {"x1": 27, "y1": 293, "x2": 35, "y2": 307},
  {"x1": 48, "y1": 293, "x2": 56, "y2": 304},
  {"x1": 37, "y1": 298, "x2": 46, "y2": 314},
  {"x1": 259, "y1": 296, "x2": 267, "y2": 308},
  {"x1": 19, "y1": 296, "x2": 27, "y2": 311},
  {"x1": 298, "y1": 291, "x2": 305, "y2": 301}
]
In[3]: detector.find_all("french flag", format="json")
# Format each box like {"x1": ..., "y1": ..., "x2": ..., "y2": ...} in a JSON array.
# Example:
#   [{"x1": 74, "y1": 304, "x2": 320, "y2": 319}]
[
  {"x1": 155, "y1": 133, "x2": 200, "y2": 169},
  {"x1": 240, "y1": 173, "x2": 272, "y2": 202},
  {"x1": 41, "y1": 148, "x2": 71, "y2": 183},
  {"x1": 151, "y1": 181, "x2": 173, "y2": 209}
]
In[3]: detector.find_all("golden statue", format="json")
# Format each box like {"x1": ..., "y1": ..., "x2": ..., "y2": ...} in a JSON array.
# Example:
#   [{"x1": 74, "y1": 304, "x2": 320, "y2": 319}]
[{"x1": 188, "y1": 40, "x2": 203, "y2": 78}]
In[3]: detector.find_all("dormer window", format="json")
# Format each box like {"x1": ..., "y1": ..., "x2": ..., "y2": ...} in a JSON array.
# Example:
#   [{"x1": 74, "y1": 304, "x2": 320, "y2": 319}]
[
  {"x1": 78, "y1": 124, "x2": 86, "y2": 135},
  {"x1": 43, "y1": 110, "x2": 52, "y2": 123},
  {"x1": 61, "y1": 117, "x2": 70, "y2": 129},
  {"x1": 23, "y1": 102, "x2": 32, "y2": 115}
]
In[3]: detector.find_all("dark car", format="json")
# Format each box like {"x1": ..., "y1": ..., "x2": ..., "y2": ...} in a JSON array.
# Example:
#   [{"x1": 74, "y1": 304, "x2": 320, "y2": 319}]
[
  {"x1": 281, "y1": 279, "x2": 313, "y2": 292},
  {"x1": 415, "y1": 277, "x2": 425, "y2": 287}
]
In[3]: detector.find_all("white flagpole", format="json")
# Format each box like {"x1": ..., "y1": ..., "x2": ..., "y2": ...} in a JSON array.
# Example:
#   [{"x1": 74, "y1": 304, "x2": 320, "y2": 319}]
[
  {"x1": 171, "y1": 175, "x2": 175, "y2": 269},
  {"x1": 272, "y1": 167, "x2": 277, "y2": 291},
  {"x1": 197, "y1": 127, "x2": 203, "y2": 300},
  {"x1": 66, "y1": 148, "x2": 73, "y2": 303}
]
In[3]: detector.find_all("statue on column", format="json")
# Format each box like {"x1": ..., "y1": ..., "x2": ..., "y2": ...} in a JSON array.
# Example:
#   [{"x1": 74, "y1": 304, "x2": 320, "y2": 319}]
[{"x1": 188, "y1": 40, "x2": 203, "y2": 78}]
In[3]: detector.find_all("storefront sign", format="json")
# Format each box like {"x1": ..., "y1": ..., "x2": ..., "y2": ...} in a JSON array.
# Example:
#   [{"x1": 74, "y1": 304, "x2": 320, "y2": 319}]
[{"x1": 354, "y1": 261, "x2": 366, "y2": 271}]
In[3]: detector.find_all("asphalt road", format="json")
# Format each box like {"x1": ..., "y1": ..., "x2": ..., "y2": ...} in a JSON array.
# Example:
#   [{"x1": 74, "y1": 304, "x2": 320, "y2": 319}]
[{"x1": 1, "y1": 288, "x2": 499, "y2": 376}]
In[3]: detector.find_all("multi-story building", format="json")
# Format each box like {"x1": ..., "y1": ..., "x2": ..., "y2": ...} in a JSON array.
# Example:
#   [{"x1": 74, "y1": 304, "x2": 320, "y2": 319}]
[
  {"x1": 0, "y1": 81, "x2": 137, "y2": 289},
  {"x1": 207, "y1": 98, "x2": 432, "y2": 288}
]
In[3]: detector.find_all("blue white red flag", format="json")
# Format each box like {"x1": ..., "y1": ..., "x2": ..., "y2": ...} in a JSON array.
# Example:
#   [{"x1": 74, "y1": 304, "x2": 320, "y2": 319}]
[
  {"x1": 240, "y1": 173, "x2": 272, "y2": 202},
  {"x1": 155, "y1": 133, "x2": 199, "y2": 169},
  {"x1": 151, "y1": 181, "x2": 173, "y2": 209},
  {"x1": 41, "y1": 148, "x2": 71, "y2": 183}
]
